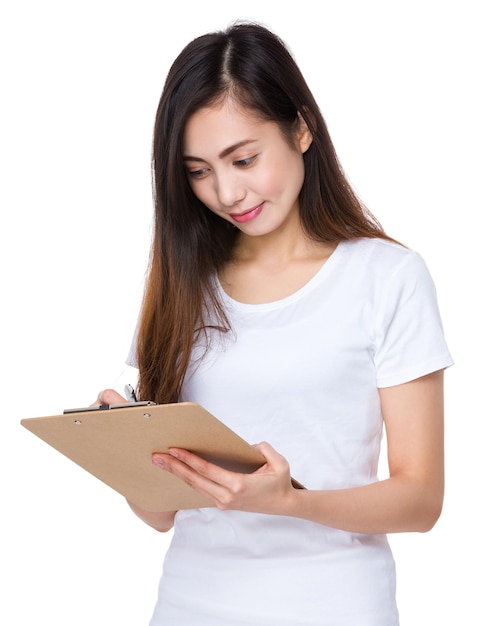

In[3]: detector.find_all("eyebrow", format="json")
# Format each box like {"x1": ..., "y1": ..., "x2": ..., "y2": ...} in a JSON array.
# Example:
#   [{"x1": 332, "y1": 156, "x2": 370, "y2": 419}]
[{"x1": 183, "y1": 139, "x2": 257, "y2": 162}]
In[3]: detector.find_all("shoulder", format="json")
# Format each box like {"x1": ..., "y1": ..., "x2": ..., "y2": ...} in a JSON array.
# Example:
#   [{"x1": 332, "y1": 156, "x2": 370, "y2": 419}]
[
  {"x1": 335, "y1": 238, "x2": 439, "y2": 309},
  {"x1": 340, "y1": 237, "x2": 428, "y2": 279},
  {"x1": 342, "y1": 236, "x2": 417, "y2": 262}
]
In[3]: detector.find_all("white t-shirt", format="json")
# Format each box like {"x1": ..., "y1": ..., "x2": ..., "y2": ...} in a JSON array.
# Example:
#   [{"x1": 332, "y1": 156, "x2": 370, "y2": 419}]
[{"x1": 145, "y1": 238, "x2": 453, "y2": 626}]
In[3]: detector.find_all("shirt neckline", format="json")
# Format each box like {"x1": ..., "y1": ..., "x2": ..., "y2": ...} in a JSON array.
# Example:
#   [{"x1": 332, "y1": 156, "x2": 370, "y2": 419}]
[{"x1": 216, "y1": 240, "x2": 347, "y2": 312}]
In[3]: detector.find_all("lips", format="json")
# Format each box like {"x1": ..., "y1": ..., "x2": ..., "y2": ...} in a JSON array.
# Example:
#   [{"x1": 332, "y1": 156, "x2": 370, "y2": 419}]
[{"x1": 230, "y1": 203, "x2": 264, "y2": 223}]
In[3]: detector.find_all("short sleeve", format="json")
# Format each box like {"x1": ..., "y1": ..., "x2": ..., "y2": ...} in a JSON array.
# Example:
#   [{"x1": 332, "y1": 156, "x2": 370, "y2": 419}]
[
  {"x1": 374, "y1": 251, "x2": 453, "y2": 387},
  {"x1": 125, "y1": 318, "x2": 139, "y2": 368}
]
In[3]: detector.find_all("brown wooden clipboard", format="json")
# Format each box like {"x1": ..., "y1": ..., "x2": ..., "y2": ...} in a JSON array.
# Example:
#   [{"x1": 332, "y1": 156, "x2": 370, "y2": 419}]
[{"x1": 20, "y1": 402, "x2": 286, "y2": 512}]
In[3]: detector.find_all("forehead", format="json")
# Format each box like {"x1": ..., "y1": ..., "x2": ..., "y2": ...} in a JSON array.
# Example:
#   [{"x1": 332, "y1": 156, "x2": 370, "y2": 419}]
[{"x1": 183, "y1": 99, "x2": 274, "y2": 155}]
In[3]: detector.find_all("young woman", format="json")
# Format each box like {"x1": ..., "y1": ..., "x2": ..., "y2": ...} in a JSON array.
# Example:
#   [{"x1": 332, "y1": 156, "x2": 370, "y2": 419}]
[{"x1": 99, "y1": 22, "x2": 452, "y2": 625}]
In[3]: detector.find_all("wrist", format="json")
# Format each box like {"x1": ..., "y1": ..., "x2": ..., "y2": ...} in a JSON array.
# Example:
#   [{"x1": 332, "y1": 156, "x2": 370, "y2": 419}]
[{"x1": 281, "y1": 481, "x2": 305, "y2": 518}]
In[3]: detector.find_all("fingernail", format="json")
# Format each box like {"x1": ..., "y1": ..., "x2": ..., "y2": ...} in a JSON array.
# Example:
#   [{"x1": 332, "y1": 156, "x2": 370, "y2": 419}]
[{"x1": 152, "y1": 456, "x2": 165, "y2": 469}]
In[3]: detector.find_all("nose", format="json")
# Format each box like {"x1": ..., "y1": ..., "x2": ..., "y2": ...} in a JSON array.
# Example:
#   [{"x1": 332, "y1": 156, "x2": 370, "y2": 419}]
[{"x1": 215, "y1": 170, "x2": 246, "y2": 208}]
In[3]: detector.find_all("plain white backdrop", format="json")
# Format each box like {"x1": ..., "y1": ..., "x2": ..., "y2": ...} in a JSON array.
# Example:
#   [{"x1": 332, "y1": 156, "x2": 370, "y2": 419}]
[{"x1": 1, "y1": 1, "x2": 479, "y2": 624}]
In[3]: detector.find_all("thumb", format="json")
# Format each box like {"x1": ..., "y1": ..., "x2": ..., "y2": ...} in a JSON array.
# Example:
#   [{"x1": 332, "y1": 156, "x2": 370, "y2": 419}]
[
  {"x1": 253, "y1": 441, "x2": 289, "y2": 468},
  {"x1": 253, "y1": 442, "x2": 302, "y2": 488}
]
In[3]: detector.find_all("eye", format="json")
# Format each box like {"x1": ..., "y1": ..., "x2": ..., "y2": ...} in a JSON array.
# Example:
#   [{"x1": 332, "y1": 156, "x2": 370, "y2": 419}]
[
  {"x1": 187, "y1": 167, "x2": 209, "y2": 180},
  {"x1": 233, "y1": 155, "x2": 258, "y2": 168}
]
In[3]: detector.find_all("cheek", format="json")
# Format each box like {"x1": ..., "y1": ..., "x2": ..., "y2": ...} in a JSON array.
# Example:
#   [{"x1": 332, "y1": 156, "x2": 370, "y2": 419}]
[{"x1": 261, "y1": 153, "x2": 304, "y2": 198}]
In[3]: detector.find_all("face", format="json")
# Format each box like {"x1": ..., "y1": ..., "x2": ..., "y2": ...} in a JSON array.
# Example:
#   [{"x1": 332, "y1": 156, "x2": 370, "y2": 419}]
[{"x1": 183, "y1": 99, "x2": 312, "y2": 238}]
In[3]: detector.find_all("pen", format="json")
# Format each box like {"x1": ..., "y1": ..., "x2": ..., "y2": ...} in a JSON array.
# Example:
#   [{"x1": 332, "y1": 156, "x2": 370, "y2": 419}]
[{"x1": 124, "y1": 384, "x2": 138, "y2": 403}]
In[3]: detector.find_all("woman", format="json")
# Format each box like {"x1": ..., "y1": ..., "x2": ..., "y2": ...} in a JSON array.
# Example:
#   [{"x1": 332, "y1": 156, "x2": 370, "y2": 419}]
[{"x1": 99, "y1": 21, "x2": 452, "y2": 625}]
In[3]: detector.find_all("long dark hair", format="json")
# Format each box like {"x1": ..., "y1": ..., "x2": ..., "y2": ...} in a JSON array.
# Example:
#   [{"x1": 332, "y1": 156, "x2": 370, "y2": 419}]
[{"x1": 136, "y1": 22, "x2": 390, "y2": 403}]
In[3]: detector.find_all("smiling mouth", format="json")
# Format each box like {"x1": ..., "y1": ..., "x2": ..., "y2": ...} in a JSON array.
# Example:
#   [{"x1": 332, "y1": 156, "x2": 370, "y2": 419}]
[{"x1": 230, "y1": 203, "x2": 264, "y2": 223}]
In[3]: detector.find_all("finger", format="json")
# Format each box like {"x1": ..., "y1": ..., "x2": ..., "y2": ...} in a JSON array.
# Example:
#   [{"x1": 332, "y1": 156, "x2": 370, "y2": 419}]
[
  {"x1": 252, "y1": 441, "x2": 288, "y2": 467},
  {"x1": 170, "y1": 447, "x2": 248, "y2": 484},
  {"x1": 152, "y1": 450, "x2": 241, "y2": 504},
  {"x1": 251, "y1": 441, "x2": 292, "y2": 480},
  {"x1": 92, "y1": 388, "x2": 127, "y2": 406},
  {"x1": 152, "y1": 453, "x2": 234, "y2": 507}
]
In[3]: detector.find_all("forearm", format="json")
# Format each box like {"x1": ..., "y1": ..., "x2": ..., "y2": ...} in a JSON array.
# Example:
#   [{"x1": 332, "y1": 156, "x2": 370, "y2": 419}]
[
  {"x1": 126, "y1": 499, "x2": 176, "y2": 532},
  {"x1": 285, "y1": 475, "x2": 443, "y2": 534},
  {"x1": 287, "y1": 371, "x2": 444, "y2": 535},
  {"x1": 149, "y1": 372, "x2": 444, "y2": 534}
]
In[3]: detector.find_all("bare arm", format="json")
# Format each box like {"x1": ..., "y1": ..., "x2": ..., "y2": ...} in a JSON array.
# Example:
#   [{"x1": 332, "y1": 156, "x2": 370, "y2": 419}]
[
  {"x1": 152, "y1": 370, "x2": 445, "y2": 535},
  {"x1": 286, "y1": 370, "x2": 445, "y2": 533},
  {"x1": 126, "y1": 500, "x2": 176, "y2": 532}
]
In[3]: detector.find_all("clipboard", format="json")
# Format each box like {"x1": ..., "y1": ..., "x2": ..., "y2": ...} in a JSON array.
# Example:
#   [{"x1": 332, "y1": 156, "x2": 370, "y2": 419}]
[{"x1": 21, "y1": 402, "x2": 302, "y2": 512}]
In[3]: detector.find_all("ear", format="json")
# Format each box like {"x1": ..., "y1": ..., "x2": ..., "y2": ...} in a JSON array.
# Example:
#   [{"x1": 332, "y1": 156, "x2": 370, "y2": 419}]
[{"x1": 296, "y1": 112, "x2": 313, "y2": 154}]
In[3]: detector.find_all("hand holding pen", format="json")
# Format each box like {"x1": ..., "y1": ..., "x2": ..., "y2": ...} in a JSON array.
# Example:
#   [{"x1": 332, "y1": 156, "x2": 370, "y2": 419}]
[{"x1": 92, "y1": 385, "x2": 137, "y2": 408}]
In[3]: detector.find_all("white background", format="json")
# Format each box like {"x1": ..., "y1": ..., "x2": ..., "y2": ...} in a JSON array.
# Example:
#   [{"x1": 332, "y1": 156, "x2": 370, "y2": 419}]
[{"x1": 1, "y1": 1, "x2": 479, "y2": 624}]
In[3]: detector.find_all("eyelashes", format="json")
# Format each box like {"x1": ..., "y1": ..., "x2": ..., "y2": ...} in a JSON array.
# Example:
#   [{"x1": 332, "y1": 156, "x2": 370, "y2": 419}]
[
  {"x1": 233, "y1": 155, "x2": 258, "y2": 168},
  {"x1": 187, "y1": 167, "x2": 209, "y2": 180},
  {"x1": 187, "y1": 155, "x2": 259, "y2": 180}
]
